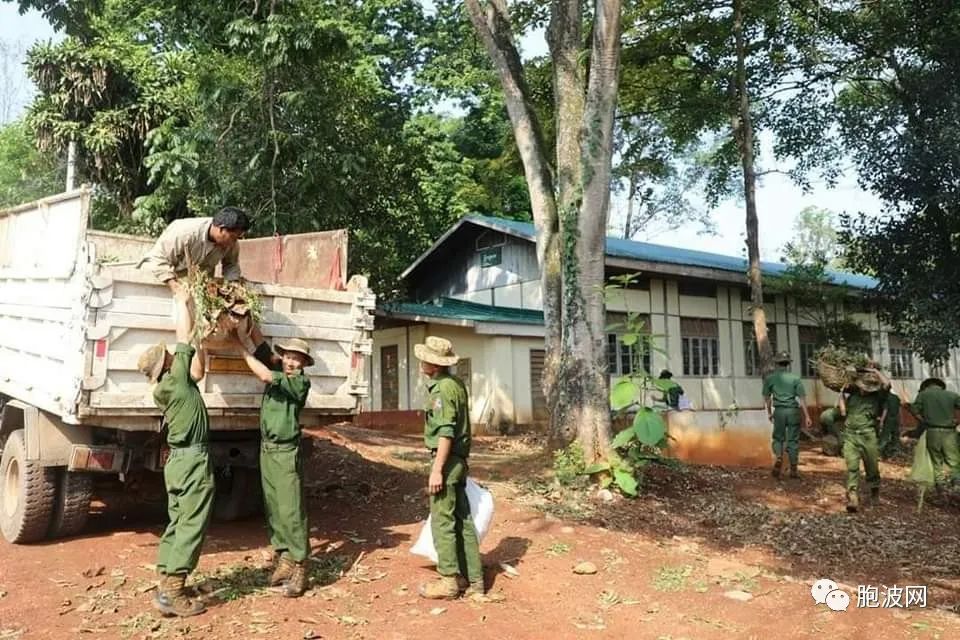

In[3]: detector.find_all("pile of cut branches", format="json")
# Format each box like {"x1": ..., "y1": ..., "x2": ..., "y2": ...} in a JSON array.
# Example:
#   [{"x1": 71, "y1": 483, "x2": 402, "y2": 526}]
[
  {"x1": 187, "y1": 268, "x2": 263, "y2": 340},
  {"x1": 813, "y1": 344, "x2": 879, "y2": 392}
]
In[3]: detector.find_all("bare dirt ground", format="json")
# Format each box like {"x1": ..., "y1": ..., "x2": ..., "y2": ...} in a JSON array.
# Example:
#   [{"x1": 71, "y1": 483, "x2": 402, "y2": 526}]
[{"x1": 1, "y1": 425, "x2": 959, "y2": 640}]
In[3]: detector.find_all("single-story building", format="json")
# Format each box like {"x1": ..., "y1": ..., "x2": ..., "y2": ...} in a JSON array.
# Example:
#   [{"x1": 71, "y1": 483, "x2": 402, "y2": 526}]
[{"x1": 359, "y1": 215, "x2": 946, "y2": 462}]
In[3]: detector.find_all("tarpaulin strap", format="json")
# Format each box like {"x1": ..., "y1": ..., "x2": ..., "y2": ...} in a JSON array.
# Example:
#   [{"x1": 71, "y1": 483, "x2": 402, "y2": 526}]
[{"x1": 272, "y1": 233, "x2": 283, "y2": 284}]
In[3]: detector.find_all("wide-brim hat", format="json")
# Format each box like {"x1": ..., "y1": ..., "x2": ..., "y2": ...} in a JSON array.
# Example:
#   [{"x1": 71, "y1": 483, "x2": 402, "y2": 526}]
[
  {"x1": 274, "y1": 338, "x2": 314, "y2": 367},
  {"x1": 414, "y1": 336, "x2": 459, "y2": 367},
  {"x1": 138, "y1": 343, "x2": 168, "y2": 383},
  {"x1": 774, "y1": 351, "x2": 792, "y2": 364}
]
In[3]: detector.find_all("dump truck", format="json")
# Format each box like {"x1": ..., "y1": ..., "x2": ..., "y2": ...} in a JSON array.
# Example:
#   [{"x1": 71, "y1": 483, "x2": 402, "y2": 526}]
[{"x1": 0, "y1": 189, "x2": 375, "y2": 543}]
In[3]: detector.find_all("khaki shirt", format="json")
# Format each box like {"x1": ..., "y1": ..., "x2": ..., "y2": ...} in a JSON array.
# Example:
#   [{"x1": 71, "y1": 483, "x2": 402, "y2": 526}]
[{"x1": 138, "y1": 217, "x2": 241, "y2": 283}]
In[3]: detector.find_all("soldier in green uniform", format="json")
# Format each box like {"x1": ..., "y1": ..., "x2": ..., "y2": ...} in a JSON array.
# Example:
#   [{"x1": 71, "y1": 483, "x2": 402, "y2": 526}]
[
  {"x1": 137, "y1": 289, "x2": 214, "y2": 617},
  {"x1": 878, "y1": 392, "x2": 902, "y2": 459},
  {"x1": 658, "y1": 370, "x2": 684, "y2": 409},
  {"x1": 819, "y1": 406, "x2": 844, "y2": 457},
  {"x1": 235, "y1": 325, "x2": 313, "y2": 597},
  {"x1": 414, "y1": 336, "x2": 484, "y2": 601},
  {"x1": 762, "y1": 352, "x2": 813, "y2": 479},
  {"x1": 904, "y1": 377, "x2": 960, "y2": 490},
  {"x1": 838, "y1": 368, "x2": 891, "y2": 513}
]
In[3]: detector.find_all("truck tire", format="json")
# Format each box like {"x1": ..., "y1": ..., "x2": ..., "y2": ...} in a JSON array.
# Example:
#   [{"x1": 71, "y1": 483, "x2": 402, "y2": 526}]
[
  {"x1": 49, "y1": 469, "x2": 93, "y2": 539},
  {"x1": 213, "y1": 466, "x2": 263, "y2": 522},
  {"x1": 0, "y1": 429, "x2": 56, "y2": 543}
]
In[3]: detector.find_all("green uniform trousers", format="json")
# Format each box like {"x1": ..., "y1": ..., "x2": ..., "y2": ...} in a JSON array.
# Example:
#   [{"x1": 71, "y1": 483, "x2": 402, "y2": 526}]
[
  {"x1": 772, "y1": 407, "x2": 801, "y2": 466},
  {"x1": 157, "y1": 446, "x2": 215, "y2": 575},
  {"x1": 842, "y1": 427, "x2": 880, "y2": 493},
  {"x1": 261, "y1": 441, "x2": 310, "y2": 562},
  {"x1": 429, "y1": 455, "x2": 482, "y2": 583},
  {"x1": 925, "y1": 427, "x2": 960, "y2": 487}
]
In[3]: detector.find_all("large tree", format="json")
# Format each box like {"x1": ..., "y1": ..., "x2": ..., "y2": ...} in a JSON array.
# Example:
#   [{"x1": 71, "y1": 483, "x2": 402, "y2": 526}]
[
  {"x1": 811, "y1": 0, "x2": 960, "y2": 363},
  {"x1": 462, "y1": 0, "x2": 622, "y2": 459}
]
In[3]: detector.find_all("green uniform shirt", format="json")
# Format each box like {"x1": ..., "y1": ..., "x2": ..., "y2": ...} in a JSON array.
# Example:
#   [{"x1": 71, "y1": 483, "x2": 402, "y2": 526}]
[
  {"x1": 844, "y1": 387, "x2": 888, "y2": 431},
  {"x1": 253, "y1": 341, "x2": 311, "y2": 443},
  {"x1": 153, "y1": 343, "x2": 209, "y2": 447},
  {"x1": 911, "y1": 387, "x2": 960, "y2": 427},
  {"x1": 660, "y1": 380, "x2": 683, "y2": 408},
  {"x1": 423, "y1": 373, "x2": 471, "y2": 459},
  {"x1": 762, "y1": 370, "x2": 805, "y2": 408},
  {"x1": 883, "y1": 393, "x2": 901, "y2": 428}
]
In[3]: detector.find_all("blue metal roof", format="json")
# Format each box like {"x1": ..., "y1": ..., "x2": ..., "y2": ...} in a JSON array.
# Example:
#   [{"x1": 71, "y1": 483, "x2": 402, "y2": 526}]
[
  {"x1": 463, "y1": 214, "x2": 878, "y2": 290},
  {"x1": 380, "y1": 297, "x2": 545, "y2": 325}
]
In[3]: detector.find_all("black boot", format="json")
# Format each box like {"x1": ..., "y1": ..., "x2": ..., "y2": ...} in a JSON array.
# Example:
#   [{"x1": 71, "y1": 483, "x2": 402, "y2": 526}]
[{"x1": 771, "y1": 457, "x2": 782, "y2": 480}]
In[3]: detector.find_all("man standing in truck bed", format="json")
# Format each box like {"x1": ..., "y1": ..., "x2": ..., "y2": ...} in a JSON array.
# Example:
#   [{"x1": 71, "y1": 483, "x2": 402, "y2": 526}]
[{"x1": 139, "y1": 207, "x2": 251, "y2": 295}]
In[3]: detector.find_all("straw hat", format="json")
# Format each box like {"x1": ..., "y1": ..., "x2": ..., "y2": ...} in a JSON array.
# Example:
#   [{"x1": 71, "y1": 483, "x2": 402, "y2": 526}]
[
  {"x1": 137, "y1": 343, "x2": 168, "y2": 383},
  {"x1": 274, "y1": 338, "x2": 314, "y2": 367},
  {"x1": 414, "y1": 336, "x2": 459, "y2": 367}
]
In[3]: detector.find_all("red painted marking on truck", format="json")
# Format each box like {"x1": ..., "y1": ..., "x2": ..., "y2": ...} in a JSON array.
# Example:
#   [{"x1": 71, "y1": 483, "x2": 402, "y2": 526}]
[{"x1": 95, "y1": 339, "x2": 107, "y2": 358}]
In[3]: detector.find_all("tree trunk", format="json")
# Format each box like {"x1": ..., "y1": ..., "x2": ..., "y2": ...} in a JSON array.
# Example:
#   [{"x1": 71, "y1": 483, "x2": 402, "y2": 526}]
[
  {"x1": 464, "y1": 0, "x2": 562, "y2": 430},
  {"x1": 466, "y1": 0, "x2": 620, "y2": 462},
  {"x1": 731, "y1": 0, "x2": 773, "y2": 376},
  {"x1": 561, "y1": 0, "x2": 621, "y2": 460},
  {"x1": 623, "y1": 174, "x2": 637, "y2": 239}
]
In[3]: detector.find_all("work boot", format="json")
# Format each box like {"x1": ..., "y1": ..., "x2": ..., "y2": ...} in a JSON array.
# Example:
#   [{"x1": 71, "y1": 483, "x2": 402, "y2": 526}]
[
  {"x1": 282, "y1": 562, "x2": 308, "y2": 598},
  {"x1": 870, "y1": 487, "x2": 880, "y2": 505},
  {"x1": 789, "y1": 464, "x2": 800, "y2": 479},
  {"x1": 270, "y1": 555, "x2": 296, "y2": 587},
  {"x1": 771, "y1": 457, "x2": 782, "y2": 480},
  {"x1": 455, "y1": 575, "x2": 485, "y2": 597},
  {"x1": 846, "y1": 490, "x2": 859, "y2": 513},
  {"x1": 153, "y1": 574, "x2": 206, "y2": 618},
  {"x1": 419, "y1": 576, "x2": 460, "y2": 600}
]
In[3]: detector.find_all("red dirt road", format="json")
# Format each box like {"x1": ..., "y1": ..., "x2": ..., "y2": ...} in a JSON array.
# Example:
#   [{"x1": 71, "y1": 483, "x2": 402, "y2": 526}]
[{"x1": 1, "y1": 427, "x2": 958, "y2": 640}]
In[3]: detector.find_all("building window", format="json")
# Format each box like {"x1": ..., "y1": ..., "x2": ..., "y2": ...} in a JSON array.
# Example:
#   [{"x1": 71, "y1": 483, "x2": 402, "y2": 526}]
[
  {"x1": 744, "y1": 322, "x2": 778, "y2": 377},
  {"x1": 798, "y1": 325, "x2": 821, "y2": 378},
  {"x1": 681, "y1": 318, "x2": 720, "y2": 376},
  {"x1": 888, "y1": 334, "x2": 914, "y2": 379},
  {"x1": 607, "y1": 313, "x2": 652, "y2": 375},
  {"x1": 929, "y1": 359, "x2": 952, "y2": 378},
  {"x1": 678, "y1": 281, "x2": 717, "y2": 298},
  {"x1": 741, "y1": 288, "x2": 777, "y2": 305}
]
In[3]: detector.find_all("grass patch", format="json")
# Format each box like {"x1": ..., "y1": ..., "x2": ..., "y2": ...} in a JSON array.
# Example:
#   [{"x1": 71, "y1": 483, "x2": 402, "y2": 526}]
[
  {"x1": 311, "y1": 555, "x2": 350, "y2": 588},
  {"x1": 652, "y1": 565, "x2": 694, "y2": 592},
  {"x1": 546, "y1": 542, "x2": 571, "y2": 557}
]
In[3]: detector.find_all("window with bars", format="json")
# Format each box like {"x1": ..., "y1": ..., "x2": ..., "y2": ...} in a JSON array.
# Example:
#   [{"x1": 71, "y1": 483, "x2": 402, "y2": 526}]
[
  {"x1": 888, "y1": 334, "x2": 915, "y2": 379},
  {"x1": 681, "y1": 318, "x2": 720, "y2": 376},
  {"x1": 799, "y1": 326, "x2": 821, "y2": 378},
  {"x1": 744, "y1": 322, "x2": 778, "y2": 377},
  {"x1": 606, "y1": 313, "x2": 652, "y2": 375}
]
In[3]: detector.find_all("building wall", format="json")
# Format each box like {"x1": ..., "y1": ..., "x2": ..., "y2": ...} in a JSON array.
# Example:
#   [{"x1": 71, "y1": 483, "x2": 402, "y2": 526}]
[
  {"x1": 365, "y1": 323, "x2": 546, "y2": 433},
  {"x1": 373, "y1": 235, "x2": 957, "y2": 430}
]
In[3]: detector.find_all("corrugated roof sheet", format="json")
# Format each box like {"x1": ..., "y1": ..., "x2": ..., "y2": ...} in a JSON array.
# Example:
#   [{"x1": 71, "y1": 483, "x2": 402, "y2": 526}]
[
  {"x1": 463, "y1": 214, "x2": 878, "y2": 290},
  {"x1": 381, "y1": 297, "x2": 545, "y2": 325}
]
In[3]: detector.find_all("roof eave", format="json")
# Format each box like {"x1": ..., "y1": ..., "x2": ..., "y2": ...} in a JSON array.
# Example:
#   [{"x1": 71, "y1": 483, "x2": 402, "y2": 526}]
[{"x1": 399, "y1": 215, "x2": 535, "y2": 281}]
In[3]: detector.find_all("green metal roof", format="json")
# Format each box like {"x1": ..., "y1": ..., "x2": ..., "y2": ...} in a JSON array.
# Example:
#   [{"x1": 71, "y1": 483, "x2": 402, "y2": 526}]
[{"x1": 380, "y1": 297, "x2": 545, "y2": 325}]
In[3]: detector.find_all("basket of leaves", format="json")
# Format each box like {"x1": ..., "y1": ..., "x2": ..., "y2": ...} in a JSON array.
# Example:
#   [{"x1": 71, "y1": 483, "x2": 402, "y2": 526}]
[
  {"x1": 187, "y1": 268, "x2": 264, "y2": 341},
  {"x1": 812, "y1": 344, "x2": 871, "y2": 392}
]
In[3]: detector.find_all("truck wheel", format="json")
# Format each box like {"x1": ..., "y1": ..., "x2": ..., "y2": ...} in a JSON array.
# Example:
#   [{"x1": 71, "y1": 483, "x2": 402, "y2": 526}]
[
  {"x1": 0, "y1": 429, "x2": 56, "y2": 543},
  {"x1": 213, "y1": 466, "x2": 263, "y2": 522},
  {"x1": 49, "y1": 469, "x2": 93, "y2": 539}
]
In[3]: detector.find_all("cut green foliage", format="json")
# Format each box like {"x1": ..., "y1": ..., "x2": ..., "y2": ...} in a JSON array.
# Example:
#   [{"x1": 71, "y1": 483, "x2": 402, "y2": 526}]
[{"x1": 187, "y1": 268, "x2": 264, "y2": 341}]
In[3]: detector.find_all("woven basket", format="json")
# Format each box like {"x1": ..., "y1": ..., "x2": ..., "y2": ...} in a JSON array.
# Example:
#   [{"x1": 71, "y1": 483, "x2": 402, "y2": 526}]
[{"x1": 814, "y1": 360, "x2": 850, "y2": 392}]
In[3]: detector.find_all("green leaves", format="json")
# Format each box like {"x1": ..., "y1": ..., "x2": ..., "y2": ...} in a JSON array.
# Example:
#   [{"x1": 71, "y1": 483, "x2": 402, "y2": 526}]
[
  {"x1": 633, "y1": 409, "x2": 667, "y2": 447},
  {"x1": 610, "y1": 379, "x2": 639, "y2": 411},
  {"x1": 613, "y1": 468, "x2": 639, "y2": 497},
  {"x1": 610, "y1": 427, "x2": 637, "y2": 449}
]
